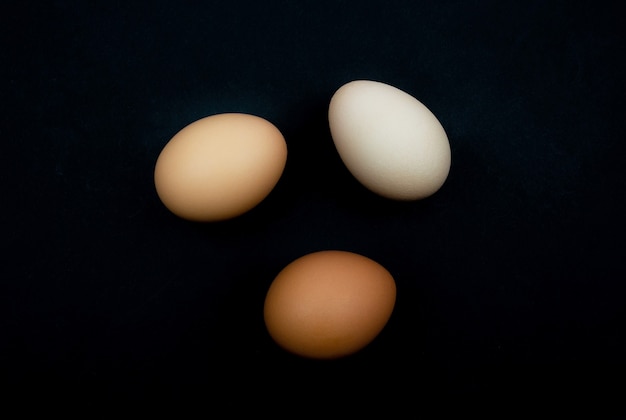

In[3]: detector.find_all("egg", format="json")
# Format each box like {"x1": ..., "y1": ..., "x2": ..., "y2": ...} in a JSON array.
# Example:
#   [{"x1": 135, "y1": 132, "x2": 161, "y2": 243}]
[
  {"x1": 154, "y1": 113, "x2": 287, "y2": 222},
  {"x1": 264, "y1": 250, "x2": 396, "y2": 359},
  {"x1": 328, "y1": 80, "x2": 451, "y2": 200}
]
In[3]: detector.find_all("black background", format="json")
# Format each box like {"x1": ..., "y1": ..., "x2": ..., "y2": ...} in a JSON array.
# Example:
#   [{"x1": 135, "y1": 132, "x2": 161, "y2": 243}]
[{"x1": 2, "y1": 0, "x2": 625, "y2": 416}]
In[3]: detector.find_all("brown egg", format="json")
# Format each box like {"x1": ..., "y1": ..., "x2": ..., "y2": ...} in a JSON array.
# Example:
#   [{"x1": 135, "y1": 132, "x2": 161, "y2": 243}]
[
  {"x1": 154, "y1": 113, "x2": 287, "y2": 222},
  {"x1": 264, "y1": 250, "x2": 396, "y2": 359}
]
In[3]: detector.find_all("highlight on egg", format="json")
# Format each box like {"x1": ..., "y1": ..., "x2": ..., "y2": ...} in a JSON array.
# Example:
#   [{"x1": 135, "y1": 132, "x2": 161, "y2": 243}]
[
  {"x1": 328, "y1": 80, "x2": 451, "y2": 200},
  {"x1": 154, "y1": 113, "x2": 287, "y2": 222},
  {"x1": 263, "y1": 250, "x2": 397, "y2": 359}
]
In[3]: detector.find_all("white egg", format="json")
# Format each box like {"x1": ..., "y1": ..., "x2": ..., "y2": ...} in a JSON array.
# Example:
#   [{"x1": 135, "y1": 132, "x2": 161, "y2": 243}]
[{"x1": 328, "y1": 80, "x2": 451, "y2": 200}]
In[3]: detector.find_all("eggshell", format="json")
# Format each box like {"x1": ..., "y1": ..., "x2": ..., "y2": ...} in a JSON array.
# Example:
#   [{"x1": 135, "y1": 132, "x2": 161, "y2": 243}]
[
  {"x1": 154, "y1": 113, "x2": 287, "y2": 222},
  {"x1": 328, "y1": 80, "x2": 451, "y2": 200},
  {"x1": 264, "y1": 250, "x2": 396, "y2": 359}
]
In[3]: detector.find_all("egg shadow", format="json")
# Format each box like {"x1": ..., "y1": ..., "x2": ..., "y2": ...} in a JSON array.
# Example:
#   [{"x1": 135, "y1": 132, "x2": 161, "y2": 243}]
[{"x1": 274, "y1": 96, "x2": 357, "y2": 202}]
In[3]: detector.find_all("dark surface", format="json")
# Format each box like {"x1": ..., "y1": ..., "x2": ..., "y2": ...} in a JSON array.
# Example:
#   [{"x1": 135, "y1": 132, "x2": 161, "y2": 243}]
[{"x1": 2, "y1": 0, "x2": 625, "y2": 415}]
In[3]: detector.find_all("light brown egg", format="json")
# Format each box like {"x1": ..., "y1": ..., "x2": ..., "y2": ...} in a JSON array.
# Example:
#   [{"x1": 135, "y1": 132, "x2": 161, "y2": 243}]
[
  {"x1": 264, "y1": 250, "x2": 396, "y2": 359},
  {"x1": 154, "y1": 113, "x2": 287, "y2": 222}
]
